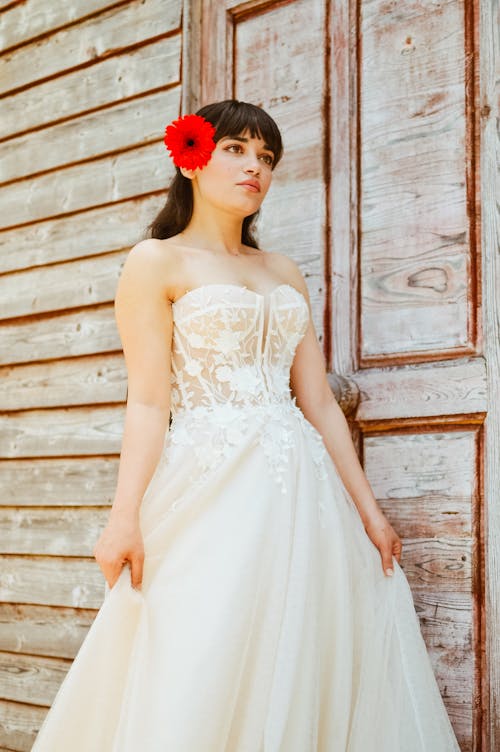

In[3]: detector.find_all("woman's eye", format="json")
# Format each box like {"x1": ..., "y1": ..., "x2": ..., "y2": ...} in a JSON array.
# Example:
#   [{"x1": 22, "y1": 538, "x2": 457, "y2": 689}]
[{"x1": 225, "y1": 144, "x2": 273, "y2": 165}]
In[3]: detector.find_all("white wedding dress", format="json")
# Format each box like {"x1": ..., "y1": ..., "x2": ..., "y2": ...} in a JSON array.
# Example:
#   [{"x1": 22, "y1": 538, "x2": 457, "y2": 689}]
[{"x1": 31, "y1": 283, "x2": 462, "y2": 751}]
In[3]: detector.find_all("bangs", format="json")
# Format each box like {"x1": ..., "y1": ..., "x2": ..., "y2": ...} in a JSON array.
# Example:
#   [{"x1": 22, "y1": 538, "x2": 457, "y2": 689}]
[{"x1": 196, "y1": 100, "x2": 284, "y2": 169}]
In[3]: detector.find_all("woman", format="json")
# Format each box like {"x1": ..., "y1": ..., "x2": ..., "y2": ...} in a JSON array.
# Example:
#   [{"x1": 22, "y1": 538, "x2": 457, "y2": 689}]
[{"x1": 32, "y1": 99, "x2": 461, "y2": 751}]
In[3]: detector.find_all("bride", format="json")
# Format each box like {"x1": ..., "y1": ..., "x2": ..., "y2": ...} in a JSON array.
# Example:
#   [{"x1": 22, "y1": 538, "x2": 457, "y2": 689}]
[{"x1": 32, "y1": 98, "x2": 461, "y2": 751}]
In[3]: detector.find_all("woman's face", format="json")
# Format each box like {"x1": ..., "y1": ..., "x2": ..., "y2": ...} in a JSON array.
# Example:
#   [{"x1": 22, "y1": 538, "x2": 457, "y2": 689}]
[{"x1": 181, "y1": 128, "x2": 275, "y2": 216}]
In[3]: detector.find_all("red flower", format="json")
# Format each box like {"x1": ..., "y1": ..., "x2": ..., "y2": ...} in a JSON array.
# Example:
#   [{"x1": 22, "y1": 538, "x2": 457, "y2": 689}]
[{"x1": 164, "y1": 114, "x2": 216, "y2": 170}]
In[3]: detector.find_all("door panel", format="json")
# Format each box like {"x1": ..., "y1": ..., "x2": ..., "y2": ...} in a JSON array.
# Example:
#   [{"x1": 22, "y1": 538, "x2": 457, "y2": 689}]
[{"x1": 188, "y1": 1, "x2": 488, "y2": 749}]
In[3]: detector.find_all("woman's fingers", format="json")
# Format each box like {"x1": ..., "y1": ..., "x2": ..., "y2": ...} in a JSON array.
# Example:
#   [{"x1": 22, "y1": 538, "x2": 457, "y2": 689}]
[{"x1": 130, "y1": 551, "x2": 145, "y2": 590}]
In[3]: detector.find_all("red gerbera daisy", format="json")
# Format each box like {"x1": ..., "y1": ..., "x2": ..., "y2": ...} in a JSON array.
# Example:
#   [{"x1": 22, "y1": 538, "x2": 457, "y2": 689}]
[{"x1": 164, "y1": 114, "x2": 217, "y2": 170}]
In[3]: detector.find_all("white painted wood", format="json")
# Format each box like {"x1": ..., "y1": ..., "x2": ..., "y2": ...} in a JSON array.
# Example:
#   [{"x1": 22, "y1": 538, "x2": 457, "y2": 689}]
[
  {"x1": 0, "y1": 0, "x2": 183, "y2": 744},
  {"x1": 0, "y1": 556, "x2": 105, "y2": 609},
  {"x1": 0, "y1": 38, "x2": 181, "y2": 141},
  {"x1": 0, "y1": 507, "x2": 109, "y2": 556},
  {"x1": 0, "y1": 651, "x2": 71, "y2": 706},
  {"x1": 0, "y1": 195, "x2": 161, "y2": 274},
  {"x1": 0, "y1": 88, "x2": 179, "y2": 183},
  {"x1": 1, "y1": 0, "x2": 128, "y2": 51},
  {"x1": 0, "y1": 354, "x2": 127, "y2": 410},
  {"x1": 0, "y1": 603, "x2": 97, "y2": 659},
  {"x1": 0, "y1": 142, "x2": 175, "y2": 229},
  {"x1": 0, "y1": 406, "x2": 125, "y2": 457},
  {"x1": 0, "y1": 0, "x2": 182, "y2": 96},
  {"x1": 0, "y1": 458, "x2": 118, "y2": 507},
  {"x1": 479, "y1": 0, "x2": 500, "y2": 746},
  {"x1": 353, "y1": 356, "x2": 487, "y2": 420},
  {"x1": 360, "y1": 0, "x2": 472, "y2": 359},
  {"x1": 0, "y1": 251, "x2": 126, "y2": 319},
  {"x1": 0, "y1": 306, "x2": 120, "y2": 366}
]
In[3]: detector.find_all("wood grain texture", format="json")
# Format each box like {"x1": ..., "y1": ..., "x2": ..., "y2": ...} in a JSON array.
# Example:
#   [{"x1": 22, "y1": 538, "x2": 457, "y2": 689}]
[
  {"x1": 0, "y1": 0, "x2": 183, "y2": 746},
  {"x1": 365, "y1": 426, "x2": 477, "y2": 745},
  {"x1": 0, "y1": 699, "x2": 46, "y2": 752},
  {"x1": 360, "y1": 0, "x2": 475, "y2": 363},
  {"x1": 479, "y1": 0, "x2": 500, "y2": 747},
  {"x1": 0, "y1": 406, "x2": 125, "y2": 457},
  {"x1": 0, "y1": 458, "x2": 118, "y2": 507},
  {"x1": 0, "y1": 306, "x2": 120, "y2": 366},
  {"x1": 0, "y1": 507, "x2": 109, "y2": 556},
  {"x1": 0, "y1": 88, "x2": 179, "y2": 184},
  {"x1": 0, "y1": 38, "x2": 181, "y2": 142},
  {"x1": 233, "y1": 0, "x2": 327, "y2": 347},
  {"x1": 0, "y1": 603, "x2": 96, "y2": 660},
  {"x1": 0, "y1": 142, "x2": 175, "y2": 229},
  {"x1": 0, "y1": 556, "x2": 105, "y2": 609},
  {"x1": 0, "y1": 0, "x2": 182, "y2": 96},
  {"x1": 0, "y1": 194, "x2": 161, "y2": 274},
  {"x1": 1, "y1": 0, "x2": 130, "y2": 52},
  {"x1": 0, "y1": 354, "x2": 127, "y2": 410}
]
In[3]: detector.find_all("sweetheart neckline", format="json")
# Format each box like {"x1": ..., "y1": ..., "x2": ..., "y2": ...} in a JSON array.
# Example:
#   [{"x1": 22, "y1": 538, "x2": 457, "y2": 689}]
[{"x1": 171, "y1": 282, "x2": 307, "y2": 310}]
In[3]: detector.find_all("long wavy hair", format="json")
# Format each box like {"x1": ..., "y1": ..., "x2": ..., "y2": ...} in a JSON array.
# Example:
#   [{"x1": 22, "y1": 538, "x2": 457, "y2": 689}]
[{"x1": 143, "y1": 99, "x2": 284, "y2": 248}]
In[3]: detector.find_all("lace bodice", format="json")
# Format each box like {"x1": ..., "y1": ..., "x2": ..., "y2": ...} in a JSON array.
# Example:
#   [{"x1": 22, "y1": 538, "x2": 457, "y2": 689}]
[
  {"x1": 169, "y1": 283, "x2": 309, "y2": 416},
  {"x1": 161, "y1": 282, "x2": 329, "y2": 505}
]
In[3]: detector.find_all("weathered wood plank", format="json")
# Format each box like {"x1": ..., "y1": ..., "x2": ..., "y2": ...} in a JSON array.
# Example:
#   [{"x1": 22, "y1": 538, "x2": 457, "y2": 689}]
[
  {"x1": 479, "y1": 0, "x2": 500, "y2": 745},
  {"x1": 0, "y1": 305, "x2": 119, "y2": 365},
  {"x1": 0, "y1": 699, "x2": 46, "y2": 752},
  {"x1": 0, "y1": 37, "x2": 181, "y2": 142},
  {"x1": 0, "y1": 0, "x2": 182, "y2": 96},
  {"x1": 0, "y1": 603, "x2": 96, "y2": 659},
  {"x1": 360, "y1": 0, "x2": 471, "y2": 359},
  {"x1": 0, "y1": 250, "x2": 126, "y2": 320},
  {"x1": 377, "y1": 497, "x2": 471, "y2": 539},
  {"x1": 220, "y1": 0, "x2": 329, "y2": 347},
  {"x1": 0, "y1": 406, "x2": 125, "y2": 457},
  {"x1": 0, "y1": 194, "x2": 160, "y2": 275},
  {"x1": 0, "y1": 556, "x2": 105, "y2": 608},
  {"x1": 1, "y1": 0, "x2": 129, "y2": 51},
  {"x1": 0, "y1": 651, "x2": 71, "y2": 706},
  {"x1": 398, "y1": 537, "x2": 472, "y2": 591},
  {"x1": 0, "y1": 458, "x2": 118, "y2": 507},
  {"x1": 0, "y1": 354, "x2": 127, "y2": 410},
  {"x1": 0, "y1": 507, "x2": 108, "y2": 556},
  {"x1": 0, "y1": 88, "x2": 179, "y2": 183},
  {"x1": 1, "y1": 142, "x2": 174, "y2": 229},
  {"x1": 354, "y1": 357, "x2": 487, "y2": 420},
  {"x1": 365, "y1": 429, "x2": 477, "y2": 515}
]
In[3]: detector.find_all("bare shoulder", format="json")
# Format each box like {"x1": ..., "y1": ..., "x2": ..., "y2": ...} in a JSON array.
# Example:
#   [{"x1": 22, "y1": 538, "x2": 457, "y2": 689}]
[
  {"x1": 264, "y1": 249, "x2": 311, "y2": 304},
  {"x1": 116, "y1": 238, "x2": 181, "y2": 301},
  {"x1": 123, "y1": 237, "x2": 179, "y2": 273}
]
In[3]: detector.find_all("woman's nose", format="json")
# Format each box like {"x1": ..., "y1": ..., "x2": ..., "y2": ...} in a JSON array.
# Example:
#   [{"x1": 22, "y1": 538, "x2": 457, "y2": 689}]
[{"x1": 245, "y1": 156, "x2": 260, "y2": 172}]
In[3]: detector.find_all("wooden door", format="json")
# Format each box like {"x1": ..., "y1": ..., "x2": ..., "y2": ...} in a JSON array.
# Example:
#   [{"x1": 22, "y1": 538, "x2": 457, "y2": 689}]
[{"x1": 186, "y1": 1, "x2": 496, "y2": 749}]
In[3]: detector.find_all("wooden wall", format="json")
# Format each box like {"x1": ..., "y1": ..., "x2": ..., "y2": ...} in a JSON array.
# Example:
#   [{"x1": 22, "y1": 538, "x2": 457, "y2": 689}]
[
  {"x1": 1, "y1": 0, "x2": 497, "y2": 750},
  {"x1": 0, "y1": 1, "x2": 183, "y2": 748}
]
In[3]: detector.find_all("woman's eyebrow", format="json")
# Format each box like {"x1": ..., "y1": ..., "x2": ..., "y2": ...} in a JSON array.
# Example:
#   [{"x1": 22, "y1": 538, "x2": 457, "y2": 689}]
[{"x1": 221, "y1": 135, "x2": 274, "y2": 153}]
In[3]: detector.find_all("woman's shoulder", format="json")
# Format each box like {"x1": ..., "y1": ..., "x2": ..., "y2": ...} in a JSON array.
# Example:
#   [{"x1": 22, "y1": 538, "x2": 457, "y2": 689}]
[
  {"x1": 127, "y1": 237, "x2": 180, "y2": 263},
  {"x1": 262, "y1": 249, "x2": 310, "y2": 302}
]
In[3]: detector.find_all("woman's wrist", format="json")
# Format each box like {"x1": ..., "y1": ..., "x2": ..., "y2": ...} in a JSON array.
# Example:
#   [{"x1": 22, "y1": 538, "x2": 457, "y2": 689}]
[{"x1": 108, "y1": 502, "x2": 141, "y2": 525}]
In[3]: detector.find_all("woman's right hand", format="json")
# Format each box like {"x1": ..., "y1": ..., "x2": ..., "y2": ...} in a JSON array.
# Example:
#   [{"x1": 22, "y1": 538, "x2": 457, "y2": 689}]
[{"x1": 93, "y1": 512, "x2": 145, "y2": 591}]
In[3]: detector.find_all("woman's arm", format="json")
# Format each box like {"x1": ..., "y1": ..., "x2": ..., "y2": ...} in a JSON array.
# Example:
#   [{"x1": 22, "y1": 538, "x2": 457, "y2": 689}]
[
  {"x1": 277, "y1": 255, "x2": 402, "y2": 576},
  {"x1": 93, "y1": 239, "x2": 174, "y2": 589}
]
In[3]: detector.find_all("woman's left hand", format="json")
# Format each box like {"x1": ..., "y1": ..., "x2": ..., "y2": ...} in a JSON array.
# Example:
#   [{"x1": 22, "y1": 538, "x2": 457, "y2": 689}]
[{"x1": 363, "y1": 512, "x2": 403, "y2": 577}]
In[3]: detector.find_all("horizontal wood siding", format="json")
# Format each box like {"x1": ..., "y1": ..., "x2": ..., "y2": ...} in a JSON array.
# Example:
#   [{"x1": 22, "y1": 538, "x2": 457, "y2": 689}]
[{"x1": 0, "y1": 0, "x2": 183, "y2": 748}]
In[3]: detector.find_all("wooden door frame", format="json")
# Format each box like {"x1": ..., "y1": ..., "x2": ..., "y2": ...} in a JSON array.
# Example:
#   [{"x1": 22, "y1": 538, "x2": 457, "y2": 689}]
[{"x1": 181, "y1": 1, "x2": 499, "y2": 745}]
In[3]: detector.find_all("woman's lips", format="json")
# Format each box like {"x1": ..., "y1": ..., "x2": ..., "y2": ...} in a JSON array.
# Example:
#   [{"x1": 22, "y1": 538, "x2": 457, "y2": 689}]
[{"x1": 237, "y1": 183, "x2": 259, "y2": 192}]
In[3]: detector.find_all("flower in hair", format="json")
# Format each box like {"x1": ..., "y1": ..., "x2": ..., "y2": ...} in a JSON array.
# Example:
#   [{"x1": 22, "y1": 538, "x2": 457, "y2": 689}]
[{"x1": 164, "y1": 114, "x2": 216, "y2": 170}]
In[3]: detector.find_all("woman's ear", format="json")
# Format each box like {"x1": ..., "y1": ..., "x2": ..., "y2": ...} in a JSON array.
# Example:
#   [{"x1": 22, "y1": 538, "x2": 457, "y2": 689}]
[{"x1": 179, "y1": 167, "x2": 196, "y2": 180}]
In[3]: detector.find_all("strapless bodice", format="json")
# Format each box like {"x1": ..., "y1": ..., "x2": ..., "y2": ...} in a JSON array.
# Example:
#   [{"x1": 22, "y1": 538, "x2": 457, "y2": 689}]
[{"x1": 169, "y1": 283, "x2": 309, "y2": 418}]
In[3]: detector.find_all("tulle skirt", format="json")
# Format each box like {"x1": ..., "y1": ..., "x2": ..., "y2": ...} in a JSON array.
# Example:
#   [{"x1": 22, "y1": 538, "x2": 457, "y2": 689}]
[{"x1": 32, "y1": 403, "x2": 461, "y2": 751}]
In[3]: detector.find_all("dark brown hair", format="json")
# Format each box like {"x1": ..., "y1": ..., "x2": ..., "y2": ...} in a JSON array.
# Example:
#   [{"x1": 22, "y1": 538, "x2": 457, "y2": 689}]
[{"x1": 143, "y1": 99, "x2": 284, "y2": 248}]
